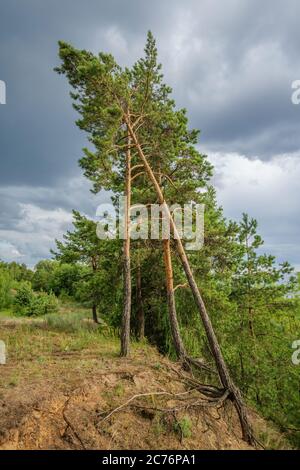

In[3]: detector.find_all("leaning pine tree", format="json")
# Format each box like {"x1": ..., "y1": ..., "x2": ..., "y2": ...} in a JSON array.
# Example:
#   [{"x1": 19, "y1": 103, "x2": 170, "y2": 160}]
[{"x1": 56, "y1": 33, "x2": 254, "y2": 444}]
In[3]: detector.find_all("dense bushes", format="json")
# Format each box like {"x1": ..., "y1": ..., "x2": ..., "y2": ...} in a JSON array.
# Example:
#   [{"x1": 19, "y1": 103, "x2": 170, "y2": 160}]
[
  {"x1": 0, "y1": 268, "x2": 13, "y2": 309},
  {"x1": 0, "y1": 261, "x2": 33, "y2": 309},
  {"x1": 32, "y1": 260, "x2": 84, "y2": 297},
  {"x1": 13, "y1": 282, "x2": 58, "y2": 316}
]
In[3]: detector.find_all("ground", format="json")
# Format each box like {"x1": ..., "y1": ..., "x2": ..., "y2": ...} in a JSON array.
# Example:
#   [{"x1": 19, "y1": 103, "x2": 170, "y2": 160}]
[{"x1": 0, "y1": 308, "x2": 289, "y2": 450}]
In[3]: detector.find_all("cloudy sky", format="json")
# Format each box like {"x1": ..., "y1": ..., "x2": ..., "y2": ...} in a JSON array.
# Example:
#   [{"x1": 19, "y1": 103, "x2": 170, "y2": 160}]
[{"x1": 0, "y1": 0, "x2": 299, "y2": 268}]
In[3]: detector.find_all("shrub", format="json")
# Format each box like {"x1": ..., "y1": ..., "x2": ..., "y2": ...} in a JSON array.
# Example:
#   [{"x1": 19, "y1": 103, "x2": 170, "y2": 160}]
[
  {"x1": 173, "y1": 416, "x2": 192, "y2": 439},
  {"x1": 13, "y1": 283, "x2": 58, "y2": 316},
  {"x1": 13, "y1": 282, "x2": 33, "y2": 315},
  {"x1": 0, "y1": 268, "x2": 13, "y2": 309},
  {"x1": 29, "y1": 292, "x2": 58, "y2": 316}
]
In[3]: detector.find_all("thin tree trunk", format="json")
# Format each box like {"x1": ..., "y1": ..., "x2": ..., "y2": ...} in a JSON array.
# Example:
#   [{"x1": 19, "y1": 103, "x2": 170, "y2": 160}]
[
  {"x1": 91, "y1": 258, "x2": 99, "y2": 324},
  {"x1": 158, "y1": 163, "x2": 186, "y2": 360},
  {"x1": 136, "y1": 261, "x2": 145, "y2": 340},
  {"x1": 163, "y1": 239, "x2": 186, "y2": 359},
  {"x1": 248, "y1": 306, "x2": 255, "y2": 338},
  {"x1": 120, "y1": 129, "x2": 132, "y2": 357},
  {"x1": 92, "y1": 303, "x2": 99, "y2": 324},
  {"x1": 245, "y1": 238, "x2": 255, "y2": 339},
  {"x1": 125, "y1": 118, "x2": 254, "y2": 444}
]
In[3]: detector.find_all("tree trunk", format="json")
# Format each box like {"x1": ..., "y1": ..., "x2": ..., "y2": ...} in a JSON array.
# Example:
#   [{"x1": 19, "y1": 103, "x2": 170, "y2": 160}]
[
  {"x1": 92, "y1": 303, "x2": 99, "y2": 324},
  {"x1": 120, "y1": 129, "x2": 132, "y2": 357},
  {"x1": 91, "y1": 258, "x2": 99, "y2": 324},
  {"x1": 163, "y1": 239, "x2": 186, "y2": 359},
  {"x1": 248, "y1": 306, "x2": 255, "y2": 338},
  {"x1": 136, "y1": 261, "x2": 145, "y2": 340},
  {"x1": 125, "y1": 118, "x2": 254, "y2": 444}
]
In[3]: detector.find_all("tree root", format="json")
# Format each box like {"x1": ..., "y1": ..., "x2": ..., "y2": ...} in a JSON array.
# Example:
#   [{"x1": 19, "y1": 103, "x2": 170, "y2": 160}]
[
  {"x1": 62, "y1": 393, "x2": 86, "y2": 450},
  {"x1": 97, "y1": 384, "x2": 231, "y2": 434},
  {"x1": 169, "y1": 363, "x2": 256, "y2": 446}
]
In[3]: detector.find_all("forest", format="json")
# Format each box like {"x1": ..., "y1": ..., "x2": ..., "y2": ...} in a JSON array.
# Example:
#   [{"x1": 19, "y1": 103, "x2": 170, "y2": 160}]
[{"x1": 0, "y1": 32, "x2": 299, "y2": 451}]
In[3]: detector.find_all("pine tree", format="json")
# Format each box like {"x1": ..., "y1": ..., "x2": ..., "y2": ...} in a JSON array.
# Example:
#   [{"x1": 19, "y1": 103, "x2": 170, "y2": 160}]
[
  {"x1": 52, "y1": 210, "x2": 118, "y2": 323},
  {"x1": 56, "y1": 34, "x2": 253, "y2": 443}
]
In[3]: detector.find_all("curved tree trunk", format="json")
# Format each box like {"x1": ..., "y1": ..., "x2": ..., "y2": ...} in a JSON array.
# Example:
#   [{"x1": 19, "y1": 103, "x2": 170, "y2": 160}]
[
  {"x1": 126, "y1": 118, "x2": 254, "y2": 445},
  {"x1": 120, "y1": 129, "x2": 132, "y2": 357}
]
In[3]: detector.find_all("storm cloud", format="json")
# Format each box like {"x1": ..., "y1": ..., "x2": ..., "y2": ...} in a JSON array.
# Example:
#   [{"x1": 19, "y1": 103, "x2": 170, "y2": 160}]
[{"x1": 0, "y1": 0, "x2": 299, "y2": 266}]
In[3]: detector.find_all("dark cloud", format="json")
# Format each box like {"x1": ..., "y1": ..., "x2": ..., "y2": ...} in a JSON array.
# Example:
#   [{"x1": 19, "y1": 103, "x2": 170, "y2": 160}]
[{"x1": 0, "y1": 0, "x2": 300, "y2": 266}]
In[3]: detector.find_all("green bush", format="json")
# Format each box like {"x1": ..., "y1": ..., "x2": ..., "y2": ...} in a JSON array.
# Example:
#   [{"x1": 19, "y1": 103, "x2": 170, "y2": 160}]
[
  {"x1": 29, "y1": 292, "x2": 58, "y2": 316},
  {"x1": 0, "y1": 268, "x2": 13, "y2": 309},
  {"x1": 13, "y1": 282, "x2": 33, "y2": 314},
  {"x1": 13, "y1": 283, "x2": 58, "y2": 316}
]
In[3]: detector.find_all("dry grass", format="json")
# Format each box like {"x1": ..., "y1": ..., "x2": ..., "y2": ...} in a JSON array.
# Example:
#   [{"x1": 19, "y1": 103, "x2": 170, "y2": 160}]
[{"x1": 0, "y1": 313, "x2": 289, "y2": 450}]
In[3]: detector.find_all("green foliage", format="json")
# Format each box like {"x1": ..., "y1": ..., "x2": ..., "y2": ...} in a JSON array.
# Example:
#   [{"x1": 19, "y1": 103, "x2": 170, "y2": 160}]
[
  {"x1": 4, "y1": 261, "x2": 33, "y2": 282},
  {"x1": 13, "y1": 282, "x2": 58, "y2": 316},
  {"x1": 174, "y1": 416, "x2": 192, "y2": 439},
  {"x1": 52, "y1": 211, "x2": 122, "y2": 321},
  {"x1": 0, "y1": 267, "x2": 13, "y2": 308},
  {"x1": 32, "y1": 259, "x2": 82, "y2": 296},
  {"x1": 32, "y1": 260, "x2": 56, "y2": 292},
  {"x1": 54, "y1": 32, "x2": 300, "y2": 447},
  {"x1": 44, "y1": 310, "x2": 92, "y2": 332},
  {"x1": 13, "y1": 282, "x2": 33, "y2": 310},
  {"x1": 29, "y1": 291, "x2": 58, "y2": 316},
  {"x1": 0, "y1": 261, "x2": 33, "y2": 309}
]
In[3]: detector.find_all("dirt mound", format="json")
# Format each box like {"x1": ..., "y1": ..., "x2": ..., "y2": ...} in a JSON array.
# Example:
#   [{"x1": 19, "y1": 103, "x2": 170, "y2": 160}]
[
  {"x1": 0, "y1": 362, "x2": 252, "y2": 450},
  {"x1": 0, "y1": 323, "x2": 287, "y2": 450}
]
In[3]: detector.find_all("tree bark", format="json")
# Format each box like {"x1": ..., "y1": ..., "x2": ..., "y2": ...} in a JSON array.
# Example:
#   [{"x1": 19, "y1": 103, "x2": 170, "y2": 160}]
[
  {"x1": 91, "y1": 257, "x2": 99, "y2": 324},
  {"x1": 163, "y1": 239, "x2": 186, "y2": 359},
  {"x1": 248, "y1": 306, "x2": 255, "y2": 338},
  {"x1": 136, "y1": 261, "x2": 145, "y2": 340},
  {"x1": 92, "y1": 303, "x2": 99, "y2": 324},
  {"x1": 120, "y1": 129, "x2": 132, "y2": 357},
  {"x1": 125, "y1": 118, "x2": 254, "y2": 444}
]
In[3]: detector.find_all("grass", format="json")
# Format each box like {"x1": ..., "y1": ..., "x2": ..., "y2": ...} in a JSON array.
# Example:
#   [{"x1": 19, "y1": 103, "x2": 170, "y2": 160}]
[
  {"x1": 0, "y1": 308, "x2": 15, "y2": 318},
  {"x1": 0, "y1": 323, "x2": 119, "y2": 362},
  {"x1": 0, "y1": 307, "x2": 292, "y2": 450},
  {"x1": 44, "y1": 310, "x2": 90, "y2": 332},
  {"x1": 0, "y1": 305, "x2": 120, "y2": 364},
  {"x1": 0, "y1": 304, "x2": 159, "y2": 397},
  {"x1": 0, "y1": 317, "x2": 121, "y2": 391},
  {"x1": 174, "y1": 416, "x2": 193, "y2": 439}
]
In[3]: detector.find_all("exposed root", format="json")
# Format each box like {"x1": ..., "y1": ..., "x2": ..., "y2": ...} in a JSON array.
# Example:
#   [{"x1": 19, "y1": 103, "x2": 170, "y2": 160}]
[
  {"x1": 61, "y1": 394, "x2": 86, "y2": 450},
  {"x1": 169, "y1": 363, "x2": 256, "y2": 446},
  {"x1": 97, "y1": 385, "x2": 230, "y2": 431}
]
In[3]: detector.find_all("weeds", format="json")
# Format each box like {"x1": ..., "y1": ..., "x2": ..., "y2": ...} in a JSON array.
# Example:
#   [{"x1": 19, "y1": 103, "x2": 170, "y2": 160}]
[{"x1": 173, "y1": 416, "x2": 192, "y2": 439}]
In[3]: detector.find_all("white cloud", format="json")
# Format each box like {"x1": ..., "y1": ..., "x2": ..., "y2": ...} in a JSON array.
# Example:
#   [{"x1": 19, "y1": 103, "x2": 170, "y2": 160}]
[
  {"x1": 1, "y1": 0, "x2": 300, "y2": 269},
  {"x1": 0, "y1": 176, "x2": 111, "y2": 267},
  {"x1": 0, "y1": 241, "x2": 23, "y2": 261},
  {"x1": 104, "y1": 26, "x2": 129, "y2": 56},
  {"x1": 17, "y1": 204, "x2": 73, "y2": 235},
  {"x1": 0, "y1": 204, "x2": 73, "y2": 267},
  {"x1": 208, "y1": 151, "x2": 300, "y2": 267}
]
